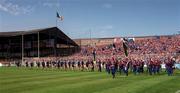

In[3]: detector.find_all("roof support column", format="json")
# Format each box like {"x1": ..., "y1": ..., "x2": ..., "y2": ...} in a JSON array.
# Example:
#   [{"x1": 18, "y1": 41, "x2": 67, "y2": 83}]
[
  {"x1": 22, "y1": 34, "x2": 24, "y2": 64},
  {"x1": 38, "y1": 32, "x2": 40, "y2": 58}
]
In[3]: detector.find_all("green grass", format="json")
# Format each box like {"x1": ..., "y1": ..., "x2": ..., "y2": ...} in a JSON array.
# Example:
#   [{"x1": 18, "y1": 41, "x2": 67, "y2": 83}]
[{"x1": 0, "y1": 67, "x2": 180, "y2": 93}]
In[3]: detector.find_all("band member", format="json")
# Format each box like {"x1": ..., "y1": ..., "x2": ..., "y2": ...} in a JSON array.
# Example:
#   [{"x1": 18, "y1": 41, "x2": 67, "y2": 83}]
[
  {"x1": 72, "y1": 60, "x2": 75, "y2": 70},
  {"x1": 132, "y1": 60, "x2": 137, "y2": 75},
  {"x1": 118, "y1": 60, "x2": 124, "y2": 75},
  {"x1": 25, "y1": 61, "x2": 29, "y2": 67},
  {"x1": 60, "y1": 61, "x2": 64, "y2": 70},
  {"x1": 68, "y1": 60, "x2": 71, "y2": 69},
  {"x1": 148, "y1": 59, "x2": 153, "y2": 75},
  {"x1": 30, "y1": 61, "x2": 34, "y2": 68},
  {"x1": 57, "y1": 60, "x2": 61, "y2": 69},
  {"x1": 36, "y1": 61, "x2": 40, "y2": 68},
  {"x1": 77, "y1": 60, "x2": 81, "y2": 70},
  {"x1": 90, "y1": 60, "x2": 95, "y2": 72},
  {"x1": 16, "y1": 61, "x2": 21, "y2": 67},
  {"x1": 81, "y1": 60, "x2": 85, "y2": 71},
  {"x1": 65, "y1": 60, "x2": 68, "y2": 70},
  {"x1": 97, "y1": 59, "x2": 102, "y2": 72},
  {"x1": 106, "y1": 59, "x2": 111, "y2": 74},
  {"x1": 111, "y1": 63, "x2": 116, "y2": 78},
  {"x1": 42, "y1": 61, "x2": 45, "y2": 69},
  {"x1": 46, "y1": 61, "x2": 50, "y2": 68},
  {"x1": 139, "y1": 60, "x2": 144, "y2": 73},
  {"x1": 123, "y1": 59, "x2": 130, "y2": 76},
  {"x1": 86, "y1": 60, "x2": 90, "y2": 71},
  {"x1": 165, "y1": 58, "x2": 174, "y2": 76}
]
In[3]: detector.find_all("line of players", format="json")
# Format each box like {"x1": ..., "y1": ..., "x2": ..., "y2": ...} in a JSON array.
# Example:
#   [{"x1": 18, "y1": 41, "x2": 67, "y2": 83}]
[{"x1": 23, "y1": 57, "x2": 176, "y2": 78}]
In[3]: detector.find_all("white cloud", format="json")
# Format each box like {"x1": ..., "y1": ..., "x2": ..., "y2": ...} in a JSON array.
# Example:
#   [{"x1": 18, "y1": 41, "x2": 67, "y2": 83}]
[
  {"x1": 42, "y1": 2, "x2": 60, "y2": 8},
  {"x1": 0, "y1": 4, "x2": 8, "y2": 12},
  {"x1": 102, "y1": 3, "x2": 112, "y2": 9},
  {"x1": 0, "y1": 0, "x2": 34, "y2": 15}
]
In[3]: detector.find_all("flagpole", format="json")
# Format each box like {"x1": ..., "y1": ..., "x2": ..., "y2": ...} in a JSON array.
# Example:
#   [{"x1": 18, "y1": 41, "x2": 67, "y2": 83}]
[
  {"x1": 56, "y1": 0, "x2": 58, "y2": 27},
  {"x1": 89, "y1": 29, "x2": 92, "y2": 46},
  {"x1": 56, "y1": 12, "x2": 57, "y2": 27}
]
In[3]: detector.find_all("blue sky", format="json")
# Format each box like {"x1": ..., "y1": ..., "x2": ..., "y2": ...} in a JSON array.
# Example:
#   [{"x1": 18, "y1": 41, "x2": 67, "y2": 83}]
[{"x1": 0, "y1": 0, "x2": 179, "y2": 39}]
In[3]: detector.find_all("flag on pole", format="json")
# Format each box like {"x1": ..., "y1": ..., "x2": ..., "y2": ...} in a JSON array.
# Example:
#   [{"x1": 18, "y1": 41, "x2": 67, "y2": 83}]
[
  {"x1": 56, "y1": 12, "x2": 64, "y2": 21},
  {"x1": 123, "y1": 38, "x2": 128, "y2": 56}
]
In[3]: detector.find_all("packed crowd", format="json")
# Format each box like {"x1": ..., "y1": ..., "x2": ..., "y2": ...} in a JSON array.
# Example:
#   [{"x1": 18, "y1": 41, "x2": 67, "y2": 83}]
[
  {"x1": 79, "y1": 35, "x2": 180, "y2": 58},
  {"x1": 66, "y1": 35, "x2": 180, "y2": 64}
]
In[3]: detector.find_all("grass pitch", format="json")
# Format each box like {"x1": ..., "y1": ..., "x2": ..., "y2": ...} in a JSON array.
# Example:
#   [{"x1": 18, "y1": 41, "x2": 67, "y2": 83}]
[{"x1": 0, "y1": 67, "x2": 180, "y2": 93}]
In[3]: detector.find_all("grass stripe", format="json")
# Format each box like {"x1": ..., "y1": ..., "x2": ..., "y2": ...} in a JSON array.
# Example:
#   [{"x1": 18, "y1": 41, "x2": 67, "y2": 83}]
[{"x1": 0, "y1": 72, "x2": 106, "y2": 93}]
